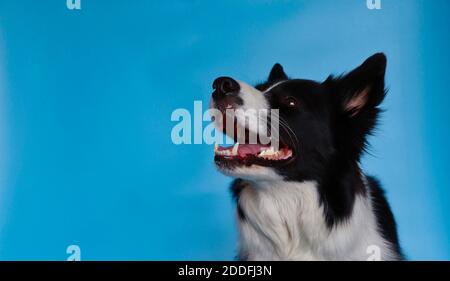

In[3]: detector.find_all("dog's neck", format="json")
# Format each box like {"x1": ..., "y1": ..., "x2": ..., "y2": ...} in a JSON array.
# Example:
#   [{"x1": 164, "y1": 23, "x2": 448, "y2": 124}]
[
  {"x1": 236, "y1": 180, "x2": 327, "y2": 260},
  {"x1": 235, "y1": 178, "x2": 393, "y2": 261}
]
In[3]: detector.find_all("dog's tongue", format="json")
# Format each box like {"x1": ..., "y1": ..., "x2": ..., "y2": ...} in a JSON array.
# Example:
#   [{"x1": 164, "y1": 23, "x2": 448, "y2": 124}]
[{"x1": 238, "y1": 144, "x2": 269, "y2": 157}]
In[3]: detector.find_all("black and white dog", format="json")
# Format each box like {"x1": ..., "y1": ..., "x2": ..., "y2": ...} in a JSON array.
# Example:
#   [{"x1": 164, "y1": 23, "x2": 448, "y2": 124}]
[{"x1": 210, "y1": 53, "x2": 403, "y2": 261}]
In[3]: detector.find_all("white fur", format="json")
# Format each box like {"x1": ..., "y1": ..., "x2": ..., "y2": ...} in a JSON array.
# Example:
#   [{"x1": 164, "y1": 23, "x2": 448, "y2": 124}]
[
  {"x1": 234, "y1": 81, "x2": 268, "y2": 138},
  {"x1": 232, "y1": 80, "x2": 286, "y2": 146},
  {"x1": 263, "y1": 80, "x2": 287, "y2": 93},
  {"x1": 235, "y1": 179, "x2": 399, "y2": 261},
  {"x1": 237, "y1": 80, "x2": 268, "y2": 111}
]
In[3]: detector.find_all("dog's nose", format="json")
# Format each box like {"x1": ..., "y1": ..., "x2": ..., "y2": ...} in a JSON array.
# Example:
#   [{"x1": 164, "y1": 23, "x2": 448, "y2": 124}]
[{"x1": 212, "y1": 77, "x2": 240, "y2": 100}]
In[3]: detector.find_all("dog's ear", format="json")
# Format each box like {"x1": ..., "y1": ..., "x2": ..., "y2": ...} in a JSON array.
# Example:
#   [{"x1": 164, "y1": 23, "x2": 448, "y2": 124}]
[
  {"x1": 334, "y1": 53, "x2": 387, "y2": 117},
  {"x1": 326, "y1": 53, "x2": 387, "y2": 160},
  {"x1": 268, "y1": 63, "x2": 288, "y2": 82}
]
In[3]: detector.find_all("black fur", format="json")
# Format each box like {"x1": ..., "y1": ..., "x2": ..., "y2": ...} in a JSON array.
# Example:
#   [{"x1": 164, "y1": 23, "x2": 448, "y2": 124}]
[
  {"x1": 367, "y1": 176, "x2": 404, "y2": 258},
  {"x1": 230, "y1": 179, "x2": 248, "y2": 221}
]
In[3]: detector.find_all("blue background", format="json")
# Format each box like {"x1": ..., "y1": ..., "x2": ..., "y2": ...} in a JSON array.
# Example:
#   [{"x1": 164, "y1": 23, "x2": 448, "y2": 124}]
[{"x1": 0, "y1": 0, "x2": 449, "y2": 260}]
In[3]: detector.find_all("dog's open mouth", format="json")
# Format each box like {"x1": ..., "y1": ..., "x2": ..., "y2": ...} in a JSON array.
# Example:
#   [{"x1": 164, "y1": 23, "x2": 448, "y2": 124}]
[
  {"x1": 214, "y1": 121, "x2": 294, "y2": 167},
  {"x1": 214, "y1": 143, "x2": 293, "y2": 166}
]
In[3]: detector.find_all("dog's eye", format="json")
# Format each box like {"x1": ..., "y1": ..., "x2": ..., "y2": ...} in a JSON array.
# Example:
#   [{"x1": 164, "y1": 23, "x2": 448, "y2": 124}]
[{"x1": 284, "y1": 96, "x2": 298, "y2": 108}]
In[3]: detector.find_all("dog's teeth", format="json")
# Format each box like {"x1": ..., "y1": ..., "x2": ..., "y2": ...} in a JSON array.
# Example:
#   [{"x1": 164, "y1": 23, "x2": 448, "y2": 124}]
[
  {"x1": 256, "y1": 147, "x2": 293, "y2": 160},
  {"x1": 214, "y1": 144, "x2": 219, "y2": 152},
  {"x1": 232, "y1": 143, "x2": 239, "y2": 156},
  {"x1": 260, "y1": 147, "x2": 276, "y2": 156}
]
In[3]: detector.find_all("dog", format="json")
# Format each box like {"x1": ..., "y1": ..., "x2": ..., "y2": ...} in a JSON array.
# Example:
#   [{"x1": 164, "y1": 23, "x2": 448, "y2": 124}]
[{"x1": 210, "y1": 53, "x2": 403, "y2": 261}]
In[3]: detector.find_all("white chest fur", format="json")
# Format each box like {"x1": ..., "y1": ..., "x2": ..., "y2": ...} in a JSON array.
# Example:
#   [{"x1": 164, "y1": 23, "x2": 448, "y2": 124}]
[{"x1": 236, "y1": 180, "x2": 398, "y2": 261}]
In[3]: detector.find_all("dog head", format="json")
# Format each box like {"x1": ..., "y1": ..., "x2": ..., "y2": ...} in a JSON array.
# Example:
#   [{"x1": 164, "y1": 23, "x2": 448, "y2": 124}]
[{"x1": 211, "y1": 53, "x2": 387, "y2": 182}]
